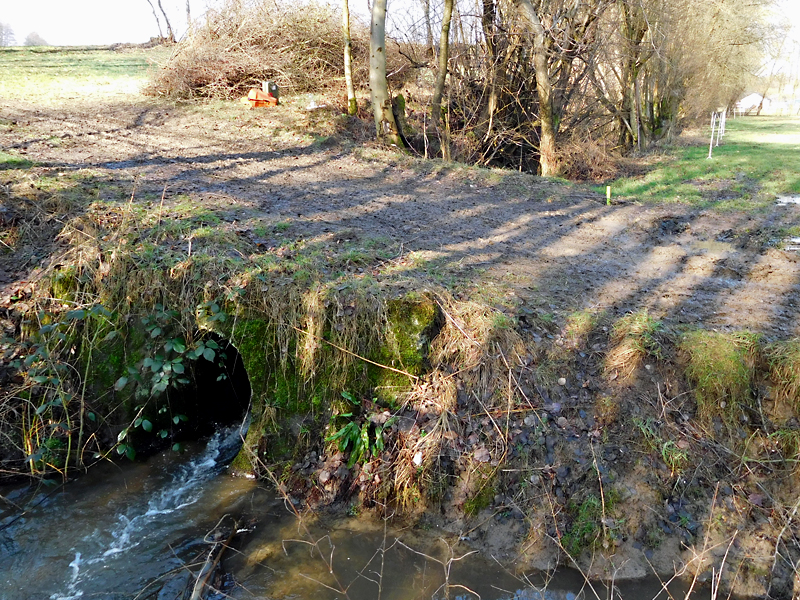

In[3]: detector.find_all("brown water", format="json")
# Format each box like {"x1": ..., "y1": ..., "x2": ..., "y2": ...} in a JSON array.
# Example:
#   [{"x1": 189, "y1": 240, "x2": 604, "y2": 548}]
[{"x1": 0, "y1": 427, "x2": 707, "y2": 600}]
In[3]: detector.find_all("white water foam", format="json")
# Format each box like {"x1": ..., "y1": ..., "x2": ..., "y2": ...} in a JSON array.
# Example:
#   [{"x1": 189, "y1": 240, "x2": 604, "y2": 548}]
[{"x1": 53, "y1": 424, "x2": 246, "y2": 597}]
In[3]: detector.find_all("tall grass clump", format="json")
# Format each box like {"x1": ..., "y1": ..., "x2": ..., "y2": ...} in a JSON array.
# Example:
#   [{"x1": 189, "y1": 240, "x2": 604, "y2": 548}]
[
  {"x1": 681, "y1": 330, "x2": 760, "y2": 422},
  {"x1": 765, "y1": 339, "x2": 800, "y2": 413},
  {"x1": 147, "y1": 0, "x2": 404, "y2": 99}
]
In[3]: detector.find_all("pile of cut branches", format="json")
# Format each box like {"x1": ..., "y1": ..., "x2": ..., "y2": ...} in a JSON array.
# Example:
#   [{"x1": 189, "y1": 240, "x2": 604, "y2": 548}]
[{"x1": 147, "y1": 0, "x2": 403, "y2": 99}]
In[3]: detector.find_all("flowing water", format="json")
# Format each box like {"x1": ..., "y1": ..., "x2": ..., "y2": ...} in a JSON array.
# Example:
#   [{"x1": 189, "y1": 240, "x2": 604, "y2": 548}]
[{"x1": 0, "y1": 425, "x2": 706, "y2": 600}]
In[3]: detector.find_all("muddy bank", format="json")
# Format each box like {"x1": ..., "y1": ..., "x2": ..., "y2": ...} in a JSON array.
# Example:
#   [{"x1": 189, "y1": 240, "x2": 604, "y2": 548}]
[{"x1": 1, "y1": 96, "x2": 800, "y2": 598}]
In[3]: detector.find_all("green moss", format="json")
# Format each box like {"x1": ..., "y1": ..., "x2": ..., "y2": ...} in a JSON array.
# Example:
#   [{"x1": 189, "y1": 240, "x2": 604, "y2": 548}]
[
  {"x1": 84, "y1": 321, "x2": 128, "y2": 401},
  {"x1": 223, "y1": 317, "x2": 330, "y2": 468},
  {"x1": 561, "y1": 489, "x2": 621, "y2": 557},
  {"x1": 222, "y1": 318, "x2": 272, "y2": 472},
  {"x1": 369, "y1": 297, "x2": 441, "y2": 403},
  {"x1": 50, "y1": 267, "x2": 79, "y2": 303},
  {"x1": 228, "y1": 318, "x2": 272, "y2": 407},
  {"x1": 463, "y1": 475, "x2": 496, "y2": 517}
]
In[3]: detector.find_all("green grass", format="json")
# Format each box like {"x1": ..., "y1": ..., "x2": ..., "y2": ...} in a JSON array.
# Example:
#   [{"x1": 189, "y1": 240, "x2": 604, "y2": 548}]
[
  {"x1": 0, "y1": 46, "x2": 170, "y2": 100},
  {"x1": 0, "y1": 151, "x2": 33, "y2": 170},
  {"x1": 681, "y1": 330, "x2": 760, "y2": 422},
  {"x1": 605, "y1": 116, "x2": 800, "y2": 210},
  {"x1": 561, "y1": 488, "x2": 621, "y2": 557}
]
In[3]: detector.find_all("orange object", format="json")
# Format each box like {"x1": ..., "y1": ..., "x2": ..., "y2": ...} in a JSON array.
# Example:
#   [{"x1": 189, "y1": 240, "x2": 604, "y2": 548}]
[{"x1": 244, "y1": 88, "x2": 278, "y2": 108}]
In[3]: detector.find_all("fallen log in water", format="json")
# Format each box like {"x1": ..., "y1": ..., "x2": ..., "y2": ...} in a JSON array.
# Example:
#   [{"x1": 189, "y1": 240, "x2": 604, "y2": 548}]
[{"x1": 184, "y1": 516, "x2": 253, "y2": 600}]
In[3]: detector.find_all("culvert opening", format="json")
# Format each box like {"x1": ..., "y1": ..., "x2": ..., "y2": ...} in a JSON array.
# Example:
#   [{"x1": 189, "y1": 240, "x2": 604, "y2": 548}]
[{"x1": 170, "y1": 333, "x2": 252, "y2": 440}]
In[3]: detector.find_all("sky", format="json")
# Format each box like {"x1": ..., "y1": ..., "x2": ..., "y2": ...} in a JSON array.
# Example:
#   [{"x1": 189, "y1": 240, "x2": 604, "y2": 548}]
[
  {"x1": 0, "y1": 0, "x2": 797, "y2": 47},
  {"x1": 0, "y1": 0, "x2": 372, "y2": 47}
]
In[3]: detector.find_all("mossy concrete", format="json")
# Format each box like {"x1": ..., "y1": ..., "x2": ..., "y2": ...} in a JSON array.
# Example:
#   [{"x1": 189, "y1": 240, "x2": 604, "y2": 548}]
[
  {"x1": 200, "y1": 296, "x2": 441, "y2": 473},
  {"x1": 55, "y1": 285, "x2": 442, "y2": 473},
  {"x1": 369, "y1": 297, "x2": 442, "y2": 404}
]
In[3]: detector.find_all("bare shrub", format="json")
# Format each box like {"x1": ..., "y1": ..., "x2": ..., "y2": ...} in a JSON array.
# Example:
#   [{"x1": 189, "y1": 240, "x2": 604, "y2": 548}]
[
  {"x1": 146, "y1": 0, "x2": 407, "y2": 99},
  {"x1": 558, "y1": 132, "x2": 621, "y2": 182}
]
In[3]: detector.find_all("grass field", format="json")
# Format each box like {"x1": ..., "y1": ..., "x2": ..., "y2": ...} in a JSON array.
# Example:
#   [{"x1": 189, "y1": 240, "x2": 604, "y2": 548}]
[
  {"x1": 606, "y1": 116, "x2": 800, "y2": 210},
  {"x1": 0, "y1": 46, "x2": 171, "y2": 101}
]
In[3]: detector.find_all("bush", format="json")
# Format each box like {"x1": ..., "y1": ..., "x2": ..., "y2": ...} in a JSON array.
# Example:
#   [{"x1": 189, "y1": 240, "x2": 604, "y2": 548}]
[{"x1": 146, "y1": 0, "x2": 406, "y2": 99}]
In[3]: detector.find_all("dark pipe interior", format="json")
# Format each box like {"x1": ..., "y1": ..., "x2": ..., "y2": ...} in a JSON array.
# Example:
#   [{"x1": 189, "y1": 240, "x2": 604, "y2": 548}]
[{"x1": 173, "y1": 333, "x2": 252, "y2": 438}]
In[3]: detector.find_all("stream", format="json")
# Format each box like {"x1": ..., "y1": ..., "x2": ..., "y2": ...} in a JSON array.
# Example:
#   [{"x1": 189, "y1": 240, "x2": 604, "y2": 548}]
[{"x1": 0, "y1": 425, "x2": 707, "y2": 600}]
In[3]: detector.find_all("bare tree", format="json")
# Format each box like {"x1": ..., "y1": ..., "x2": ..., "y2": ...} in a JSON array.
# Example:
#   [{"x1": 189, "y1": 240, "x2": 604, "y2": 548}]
[
  {"x1": 145, "y1": 0, "x2": 166, "y2": 40},
  {"x1": 422, "y1": 0, "x2": 434, "y2": 53},
  {"x1": 369, "y1": 0, "x2": 404, "y2": 146},
  {"x1": 512, "y1": 0, "x2": 608, "y2": 175},
  {"x1": 144, "y1": 0, "x2": 175, "y2": 42},
  {"x1": 431, "y1": 0, "x2": 454, "y2": 154},
  {"x1": 157, "y1": 0, "x2": 176, "y2": 42},
  {"x1": 514, "y1": 0, "x2": 558, "y2": 176},
  {"x1": 0, "y1": 23, "x2": 16, "y2": 47},
  {"x1": 587, "y1": 0, "x2": 768, "y2": 152}
]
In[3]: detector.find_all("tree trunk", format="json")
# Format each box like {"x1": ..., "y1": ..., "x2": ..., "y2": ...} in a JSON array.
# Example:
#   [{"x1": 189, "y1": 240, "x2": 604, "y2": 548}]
[
  {"x1": 480, "y1": 0, "x2": 501, "y2": 141},
  {"x1": 515, "y1": 0, "x2": 558, "y2": 177},
  {"x1": 431, "y1": 0, "x2": 454, "y2": 152},
  {"x1": 423, "y1": 0, "x2": 434, "y2": 55},
  {"x1": 617, "y1": 0, "x2": 649, "y2": 151},
  {"x1": 343, "y1": 0, "x2": 357, "y2": 115},
  {"x1": 145, "y1": 0, "x2": 165, "y2": 40},
  {"x1": 369, "y1": 0, "x2": 404, "y2": 146}
]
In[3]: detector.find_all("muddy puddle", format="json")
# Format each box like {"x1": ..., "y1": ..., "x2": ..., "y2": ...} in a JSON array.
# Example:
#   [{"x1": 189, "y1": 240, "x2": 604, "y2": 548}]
[{"x1": 0, "y1": 426, "x2": 708, "y2": 600}]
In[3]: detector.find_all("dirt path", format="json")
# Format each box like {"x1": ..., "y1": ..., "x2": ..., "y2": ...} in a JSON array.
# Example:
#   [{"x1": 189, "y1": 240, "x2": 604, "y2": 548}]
[{"x1": 2, "y1": 96, "x2": 799, "y2": 339}]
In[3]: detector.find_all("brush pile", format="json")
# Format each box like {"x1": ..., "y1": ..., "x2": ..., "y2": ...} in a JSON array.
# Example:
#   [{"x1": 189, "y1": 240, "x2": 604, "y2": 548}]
[{"x1": 147, "y1": 0, "x2": 402, "y2": 99}]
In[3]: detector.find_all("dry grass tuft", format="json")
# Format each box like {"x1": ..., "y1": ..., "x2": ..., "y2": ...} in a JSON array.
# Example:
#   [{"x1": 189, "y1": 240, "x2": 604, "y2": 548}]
[
  {"x1": 430, "y1": 295, "x2": 525, "y2": 410},
  {"x1": 765, "y1": 339, "x2": 800, "y2": 413},
  {"x1": 381, "y1": 295, "x2": 527, "y2": 511},
  {"x1": 604, "y1": 310, "x2": 662, "y2": 379},
  {"x1": 390, "y1": 372, "x2": 460, "y2": 511}
]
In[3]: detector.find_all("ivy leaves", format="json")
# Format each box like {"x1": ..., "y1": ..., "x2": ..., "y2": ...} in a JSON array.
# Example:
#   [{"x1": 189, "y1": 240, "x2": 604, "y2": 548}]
[{"x1": 114, "y1": 337, "x2": 221, "y2": 397}]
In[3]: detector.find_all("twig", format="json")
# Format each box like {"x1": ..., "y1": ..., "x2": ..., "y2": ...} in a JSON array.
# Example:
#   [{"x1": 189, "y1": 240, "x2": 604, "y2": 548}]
[
  {"x1": 190, "y1": 517, "x2": 239, "y2": 600},
  {"x1": 684, "y1": 483, "x2": 720, "y2": 599},
  {"x1": 473, "y1": 390, "x2": 507, "y2": 456},
  {"x1": 395, "y1": 538, "x2": 480, "y2": 599},
  {"x1": 710, "y1": 532, "x2": 738, "y2": 600},
  {"x1": 770, "y1": 495, "x2": 800, "y2": 580},
  {"x1": 435, "y1": 299, "x2": 481, "y2": 347},
  {"x1": 541, "y1": 486, "x2": 605, "y2": 600},
  {"x1": 590, "y1": 442, "x2": 609, "y2": 546},
  {"x1": 292, "y1": 325, "x2": 418, "y2": 381},
  {"x1": 156, "y1": 184, "x2": 167, "y2": 235}
]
